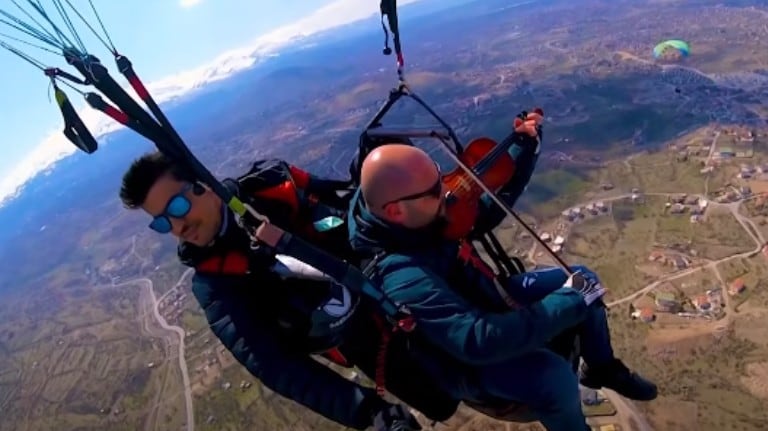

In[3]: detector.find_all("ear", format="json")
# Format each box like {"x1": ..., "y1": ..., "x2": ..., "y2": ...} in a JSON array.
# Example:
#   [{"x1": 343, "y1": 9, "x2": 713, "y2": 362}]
[{"x1": 382, "y1": 202, "x2": 403, "y2": 221}]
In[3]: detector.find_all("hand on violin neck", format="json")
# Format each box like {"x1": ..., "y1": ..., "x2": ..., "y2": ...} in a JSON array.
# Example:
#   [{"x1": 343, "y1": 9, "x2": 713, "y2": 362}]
[{"x1": 513, "y1": 107, "x2": 544, "y2": 137}]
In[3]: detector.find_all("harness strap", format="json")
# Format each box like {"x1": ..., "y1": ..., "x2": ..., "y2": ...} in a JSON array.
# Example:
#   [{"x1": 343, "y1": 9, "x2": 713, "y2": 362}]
[
  {"x1": 323, "y1": 347, "x2": 351, "y2": 368},
  {"x1": 196, "y1": 250, "x2": 250, "y2": 275},
  {"x1": 372, "y1": 312, "x2": 393, "y2": 396},
  {"x1": 273, "y1": 232, "x2": 414, "y2": 326}
]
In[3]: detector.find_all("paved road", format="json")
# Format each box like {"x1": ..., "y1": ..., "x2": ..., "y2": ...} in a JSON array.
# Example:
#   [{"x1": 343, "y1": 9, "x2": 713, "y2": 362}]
[{"x1": 115, "y1": 271, "x2": 195, "y2": 431}]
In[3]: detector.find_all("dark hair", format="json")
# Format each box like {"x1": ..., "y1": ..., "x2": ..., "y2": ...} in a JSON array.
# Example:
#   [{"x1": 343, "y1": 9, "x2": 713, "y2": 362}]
[{"x1": 119, "y1": 151, "x2": 193, "y2": 209}]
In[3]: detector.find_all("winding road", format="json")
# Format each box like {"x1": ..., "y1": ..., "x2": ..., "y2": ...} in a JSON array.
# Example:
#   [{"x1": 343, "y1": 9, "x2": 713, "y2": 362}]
[{"x1": 120, "y1": 235, "x2": 195, "y2": 431}]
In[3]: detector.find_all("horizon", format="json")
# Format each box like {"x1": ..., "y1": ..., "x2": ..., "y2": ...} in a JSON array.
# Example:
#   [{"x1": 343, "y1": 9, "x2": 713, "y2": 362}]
[{"x1": 0, "y1": 0, "x2": 426, "y2": 208}]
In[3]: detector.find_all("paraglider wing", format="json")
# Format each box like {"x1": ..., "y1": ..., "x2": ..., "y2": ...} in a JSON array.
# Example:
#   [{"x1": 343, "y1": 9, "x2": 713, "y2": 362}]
[{"x1": 653, "y1": 39, "x2": 690, "y2": 59}]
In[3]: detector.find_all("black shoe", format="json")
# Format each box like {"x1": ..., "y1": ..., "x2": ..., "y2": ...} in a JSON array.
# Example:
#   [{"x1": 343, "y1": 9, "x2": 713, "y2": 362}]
[{"x1": 579, "y1": 359, "x2": 658, "y2": 401}]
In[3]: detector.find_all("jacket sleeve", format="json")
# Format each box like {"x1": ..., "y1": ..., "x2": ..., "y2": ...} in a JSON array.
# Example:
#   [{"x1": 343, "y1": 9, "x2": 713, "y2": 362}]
[
  {"x1": 190, "y1": 273, "x2": 386, "y2": 429},
  {"x1": 472, "y1": 132, "x2": 541, "y2": 233},
  {"x1": 378, "y1": 256, "x2": 587, "y2": 365}
]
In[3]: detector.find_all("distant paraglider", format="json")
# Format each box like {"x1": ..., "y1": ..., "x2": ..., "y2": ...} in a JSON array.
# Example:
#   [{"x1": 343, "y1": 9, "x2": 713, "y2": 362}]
[{"x1": 653, "y1": 39, "x2": 690, "y2": 61}]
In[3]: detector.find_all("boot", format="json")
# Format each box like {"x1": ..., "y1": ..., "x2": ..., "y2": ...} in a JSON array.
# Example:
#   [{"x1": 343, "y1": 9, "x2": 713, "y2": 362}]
[{"x1": 579, "y1": 359, "x2": 657, "y2": 401}]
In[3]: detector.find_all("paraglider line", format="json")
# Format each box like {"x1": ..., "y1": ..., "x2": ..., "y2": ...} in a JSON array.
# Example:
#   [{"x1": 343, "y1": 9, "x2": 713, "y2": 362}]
[
  {"x1": 25, "y1": 0, "x2": 79, "y2": 50},
  {"x1": 50, "y1": 0, "x2": 86, "y2": 53},
  {"x1": 0, "y1": 30, "x2": 59, "y2": 55},
  {"x1": 0, "y1": 39, "x2": 48, "y2": 70},
  {"x1": 61, "y1": 0, "x2": 115, "y2": 54},
  {"x1": 87, "y1": 0, "x2": 116, "y2": 53},
  {"x1": 0, "y1": 13, "x2": 61, "y2": 50},
  {"x1": 8, "y1": 0, "x2": 61, "y2": 48}
]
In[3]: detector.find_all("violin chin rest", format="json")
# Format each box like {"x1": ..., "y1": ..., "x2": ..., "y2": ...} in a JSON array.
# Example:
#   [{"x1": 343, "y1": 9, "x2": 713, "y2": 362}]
[{"x1": 444, "y1": 191, "x2": 457, "y2": 205}]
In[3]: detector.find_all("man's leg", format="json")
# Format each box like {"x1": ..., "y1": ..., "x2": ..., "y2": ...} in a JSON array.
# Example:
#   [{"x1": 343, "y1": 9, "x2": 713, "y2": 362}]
[
  {"x1": 504, "y1": 265, "x2": 614, "y2": 364},
  {"x1": 476, "y1": 349, "x2": 588, "y2": 431},
  {"x1": 505, "y1": 265, "x2": 658, "y2": 401}
]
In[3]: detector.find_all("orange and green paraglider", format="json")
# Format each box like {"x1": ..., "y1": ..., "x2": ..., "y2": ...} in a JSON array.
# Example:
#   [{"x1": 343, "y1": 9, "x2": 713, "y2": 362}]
[{"x1": 653, "y1": 39, "x2": 690, "y2": 60}]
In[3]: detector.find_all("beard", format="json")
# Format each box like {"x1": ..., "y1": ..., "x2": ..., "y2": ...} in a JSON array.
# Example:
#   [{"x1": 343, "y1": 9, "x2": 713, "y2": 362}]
[{"x1": 423, "y1": 214, "x2": 449, "y2": 238}]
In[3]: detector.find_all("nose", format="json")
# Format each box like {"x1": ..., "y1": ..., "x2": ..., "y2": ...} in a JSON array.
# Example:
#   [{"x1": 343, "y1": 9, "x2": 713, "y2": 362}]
[{"x1": 169, "y1": 217, "x2": 187, "y2": 237}]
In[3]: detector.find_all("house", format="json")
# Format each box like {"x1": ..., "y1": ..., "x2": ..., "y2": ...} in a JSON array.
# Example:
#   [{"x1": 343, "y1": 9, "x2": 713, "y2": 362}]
[
  {"x1": 692, "y1": 295, "x2": 711, "y2": 312},
  {"x1": 554, "y1": 235, "x2": 566, "y2": 246},
  {"x1": 585, "y1": 203, "x2": 597, "y2": 215},
  {"x1": 685, "y1": 196, "x2": 699, "y2": 205},
  {"x1": 631, "y1": 307, "x2": 656, "y2": 323},
  {"x1": 595, "y1": 201, "x2": 607, "y2": 212},
  {"x1": 698, "y1": 199, "x2": 709, "y2": 210},
  {"x1": 690, "y1": 214, "x2": 703, "y2": 223},
  {"x1": 671, "y1": 194, "x2": 687, "y2": 204},
  {"x1": 740, "y1": 186, "x2": 752, "y2": 197},
  {"x1": 655, "y1": 292, "x2": 681, "y2": 312},
  {"x1": 648, "y1": 251, "x2": 665, "y2": 262},
  {"x1": 673, "y1": 255, "x2": 689, "y2": 269},
  {"x1": 540, "y1": 232, "x2": 552, "y2": 242},
  {"x1": 718, "y1": 146, "x2": 735, "y2": 158},
  {"x1": 740, "y1": 131, "x2": 755, "y2": 142},
  {"x1": 552, "y1": 244, "x2": 563, "y2": 253},
  {"x1": 670, "y1": 203, "x2": 686, "y2": 214},
  {"x1": 729, "y1": 278, "x2": 746, "y2": 296}
]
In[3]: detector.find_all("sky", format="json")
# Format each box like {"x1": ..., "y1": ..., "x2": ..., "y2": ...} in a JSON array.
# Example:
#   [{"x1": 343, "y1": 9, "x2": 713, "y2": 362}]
[{"x1": 0, "y1": 0, "x2": 422, "y2": 204}]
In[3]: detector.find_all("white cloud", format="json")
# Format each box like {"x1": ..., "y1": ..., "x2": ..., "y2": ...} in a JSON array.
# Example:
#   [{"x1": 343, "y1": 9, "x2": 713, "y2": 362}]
[
  {"x1": 179, "y1": 0, "x2": 203, "y2": 8},
  {"x1": 0, "y1": 0, "x2": 424, "y2": 206}
]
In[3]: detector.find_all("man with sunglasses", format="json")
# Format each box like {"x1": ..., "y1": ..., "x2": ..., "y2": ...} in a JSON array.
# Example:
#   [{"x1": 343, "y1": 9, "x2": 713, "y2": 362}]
[
  {"x1": 118, "y1": 153, "x2": 429, "y2": 431},
  {"x1": 347, "y1": 112, "x2": 657, "y2": 431}
]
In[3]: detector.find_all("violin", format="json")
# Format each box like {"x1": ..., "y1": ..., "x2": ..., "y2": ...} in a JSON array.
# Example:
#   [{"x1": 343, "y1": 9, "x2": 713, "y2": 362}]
[{"x1": 441, "y1": 108, "x2": 543, "y2": 240}]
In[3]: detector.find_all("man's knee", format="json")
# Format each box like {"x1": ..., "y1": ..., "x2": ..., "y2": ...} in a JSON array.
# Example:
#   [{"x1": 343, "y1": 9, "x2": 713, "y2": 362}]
[{"x1": 485, "y1": 350, "x2": 580, "y2": 411}]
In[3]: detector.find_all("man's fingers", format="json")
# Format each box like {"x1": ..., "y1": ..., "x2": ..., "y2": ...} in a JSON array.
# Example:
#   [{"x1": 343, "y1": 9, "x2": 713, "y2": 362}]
[
  {"x1": 515, "y1": 120, "x2": 539, "y2": 136},
  {"x1": 526, "y1": 112, "x2": 544, "y2": 123}
]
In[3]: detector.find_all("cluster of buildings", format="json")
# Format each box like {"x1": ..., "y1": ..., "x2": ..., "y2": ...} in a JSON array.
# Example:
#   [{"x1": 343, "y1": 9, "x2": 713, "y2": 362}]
[
  {"x1": 539, "y1": 232, "x2": 567, "y2": 253},
  {"x1": 561, "y1": 200, "x2": 610, "y2": 222},
  {"x1": 737, "y1": 163, "x2": 768, "y2": 179},
  {"x1": 648, "y1": 251, "x2": 691, "y2": 270},
  {"x1": 665, "y1": 194, "x2": 709, "y2": 222},
  {"x1": 714, "y1": 185, "x2": 752, "y2": 203},
  {"x1": 714, "y1": 127, "x2": 756, "y2": 159},
  {"x1": 632, "y1": 278, "x2": 747, "y2": 324},
  {"x1": 158, "y1": 288, "x2": 187, "y2": 325}
]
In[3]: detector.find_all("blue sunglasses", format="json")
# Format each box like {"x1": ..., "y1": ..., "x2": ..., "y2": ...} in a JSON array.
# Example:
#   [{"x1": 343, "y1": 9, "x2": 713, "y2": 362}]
[{"x1": 149, "y1": 183, "x2": 194, "y2": 234}]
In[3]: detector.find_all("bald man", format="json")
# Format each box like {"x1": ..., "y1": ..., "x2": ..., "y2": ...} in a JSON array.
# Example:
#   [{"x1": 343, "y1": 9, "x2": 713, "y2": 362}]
[{"x1": 347, "y1": 115, "x2": 656, "y2": 431}]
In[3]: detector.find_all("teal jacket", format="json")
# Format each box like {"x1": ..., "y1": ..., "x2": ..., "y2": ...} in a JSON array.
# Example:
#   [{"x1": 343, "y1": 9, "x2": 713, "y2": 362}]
[{"x1": 347, "y1": 132, "x2": 587, "y2": 366}]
